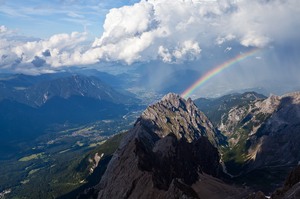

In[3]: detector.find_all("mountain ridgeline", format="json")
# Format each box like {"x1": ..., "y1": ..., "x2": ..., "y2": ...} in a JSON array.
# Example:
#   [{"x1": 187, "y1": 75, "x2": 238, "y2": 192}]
[
  {"x1": 1, "y1": 72, "x2": 300, "y2": 199},
  {"x1": 77, "y1": 92, "x2": 300, "y2": 199},
  {"x1": 196, "y1": 92, "x2": 300, "y2": 168},
  {"x1": 0, "y1": 74, "x2": 137, "y2": 107},
  {"x1": 0, "y1": 73, "x2": 140, "y2": 153},
  {"x1": 80, "y1": 93, "x2": 248, "y2": 199},
  {"x1": 196, "y1": 92, "x2": 300, "y2": 193}
]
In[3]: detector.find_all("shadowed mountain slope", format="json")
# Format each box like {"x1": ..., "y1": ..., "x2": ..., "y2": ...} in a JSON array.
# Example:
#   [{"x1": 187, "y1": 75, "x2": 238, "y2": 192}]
[{"x1": 81, "y1": 93, "x2": 248, "y2": 199}]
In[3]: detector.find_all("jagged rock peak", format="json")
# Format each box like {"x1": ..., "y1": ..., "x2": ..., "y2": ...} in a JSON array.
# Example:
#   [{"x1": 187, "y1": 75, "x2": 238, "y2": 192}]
[
  {"x1": 93, "y1": 94, "x2": 224, "y2": 199},
  {"x1": 282, "y1": 91, "x2": 300, "y2": 103},
  {"x1": 140, "y1": 93, "x2": 217, "y2": 144},
  {"x1": 162, "y1": 92, "x2": 181, "y2": 101},
  {"x1": 161, "y1": 93, "x2": 194, "y2": 109},
  {"x1": 254, "y1": 92, "x2": 300, "y2": 114}
]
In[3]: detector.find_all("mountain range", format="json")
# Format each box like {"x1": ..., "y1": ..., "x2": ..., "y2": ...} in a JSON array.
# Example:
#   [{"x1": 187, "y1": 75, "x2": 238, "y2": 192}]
[
  {"x1": 0, "y1": 73, "x2": 141, "y2": 158},
  {"x1": 196, "y1": 92, "x2": 300, "y2": 183},
  {"x1": 1, "y1": 73, "x2": 300, "y2": 199},
  {"x1": 75, "y1": 92, "x2": 300, "y2": 199}
]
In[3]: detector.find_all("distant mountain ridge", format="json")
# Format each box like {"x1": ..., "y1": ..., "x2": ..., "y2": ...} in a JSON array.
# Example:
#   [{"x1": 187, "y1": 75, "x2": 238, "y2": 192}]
[
  {"x1": 0, "y1": 73, "x2": 140, "y2": 148},
  {"x1": 194, "y1": 92, "x2": 267, "y2": 126},
  {"x1": 0, "y1": 74, "x2": 137, "y2": 107}
]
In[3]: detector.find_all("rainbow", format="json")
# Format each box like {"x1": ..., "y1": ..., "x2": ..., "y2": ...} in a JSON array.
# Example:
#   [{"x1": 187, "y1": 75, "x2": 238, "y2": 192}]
[{"x1": 181, "y1": 48, "x2": 260, "y2": 99}]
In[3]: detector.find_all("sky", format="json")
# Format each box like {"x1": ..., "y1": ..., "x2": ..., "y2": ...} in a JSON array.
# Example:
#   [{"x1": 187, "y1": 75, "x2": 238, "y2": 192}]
[
  {"x1": 0, "y1": 0, "x2": 139, "y2": 38},
  {"x1": 0, "y1": 0, "x2": 300, "y2": 96}
]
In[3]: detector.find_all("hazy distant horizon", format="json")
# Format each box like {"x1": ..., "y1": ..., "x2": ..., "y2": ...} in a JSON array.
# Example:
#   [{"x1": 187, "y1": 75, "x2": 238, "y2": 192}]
[{"x1": 1, "y1": 0, "x2": 299, "y2": 98}]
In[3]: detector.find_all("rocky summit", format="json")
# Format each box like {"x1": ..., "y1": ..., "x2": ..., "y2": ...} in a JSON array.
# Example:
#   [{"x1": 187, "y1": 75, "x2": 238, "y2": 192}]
[
  {"x1": 85, "y1": 93, "x2": 247, "y2": 199},
  {"x1": 141, "y1": 93, "x2": 218, "y2": 144},
  {"x1": 75, "y1": 92, "x2": 300, "y2": 199}
]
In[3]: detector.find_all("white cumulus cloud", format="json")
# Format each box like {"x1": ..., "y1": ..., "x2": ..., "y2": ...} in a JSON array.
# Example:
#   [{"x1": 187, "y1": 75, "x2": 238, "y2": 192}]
[
  {"x1": 89, "y1": 0, "x2": 300, "y2": 64},
  {"x1": 0, "y1": 28, "x2": 90, "y2": 73},
  {"x1": 0, "y1": 0, "x2": 299, "y2": 73},
  {"x1": 0, "y1": 25, "x2": 7, "y2": 33}
]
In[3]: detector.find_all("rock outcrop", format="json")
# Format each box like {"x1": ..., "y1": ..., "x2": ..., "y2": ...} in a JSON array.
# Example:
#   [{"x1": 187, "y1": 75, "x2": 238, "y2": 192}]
[
  {"x1": 91, "y1": 93, "x2": 247, "y2": 199},
  {"x1": 141, "y1": 93, "x2": 219, "y2": 145},
  {"x1": 194, "y1": 91, "x2": 300, "y2": 194},
  {"x1": 214, "y1": 92, "x2": 300, "y2": 174}
]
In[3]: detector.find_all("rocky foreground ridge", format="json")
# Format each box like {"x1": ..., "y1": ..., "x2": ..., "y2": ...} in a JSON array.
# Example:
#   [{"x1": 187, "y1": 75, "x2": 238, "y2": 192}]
[
  {"x1": 77, "y1": 92, "x2": 300, "y2": 199},
  {"x1": 81, "y1": 93, "x2": 248, "y2": 199}
]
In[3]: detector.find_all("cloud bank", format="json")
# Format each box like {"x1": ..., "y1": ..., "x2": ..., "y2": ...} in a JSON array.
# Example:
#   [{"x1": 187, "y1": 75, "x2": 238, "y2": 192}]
[{"x1": 0, "y1": 0, "x2": 299, "y2": 73}]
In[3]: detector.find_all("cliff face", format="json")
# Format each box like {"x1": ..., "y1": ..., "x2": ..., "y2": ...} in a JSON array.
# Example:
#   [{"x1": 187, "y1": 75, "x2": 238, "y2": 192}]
[
  {"x1": 213, "y1": 92, "x2": 300, "y2": 175},
  {"x1": 93, "y1": 93, "x2": 246, "y2": 199},
  {"x1": 252, "y1": 93, "x2": 300, "y2": 165}
]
